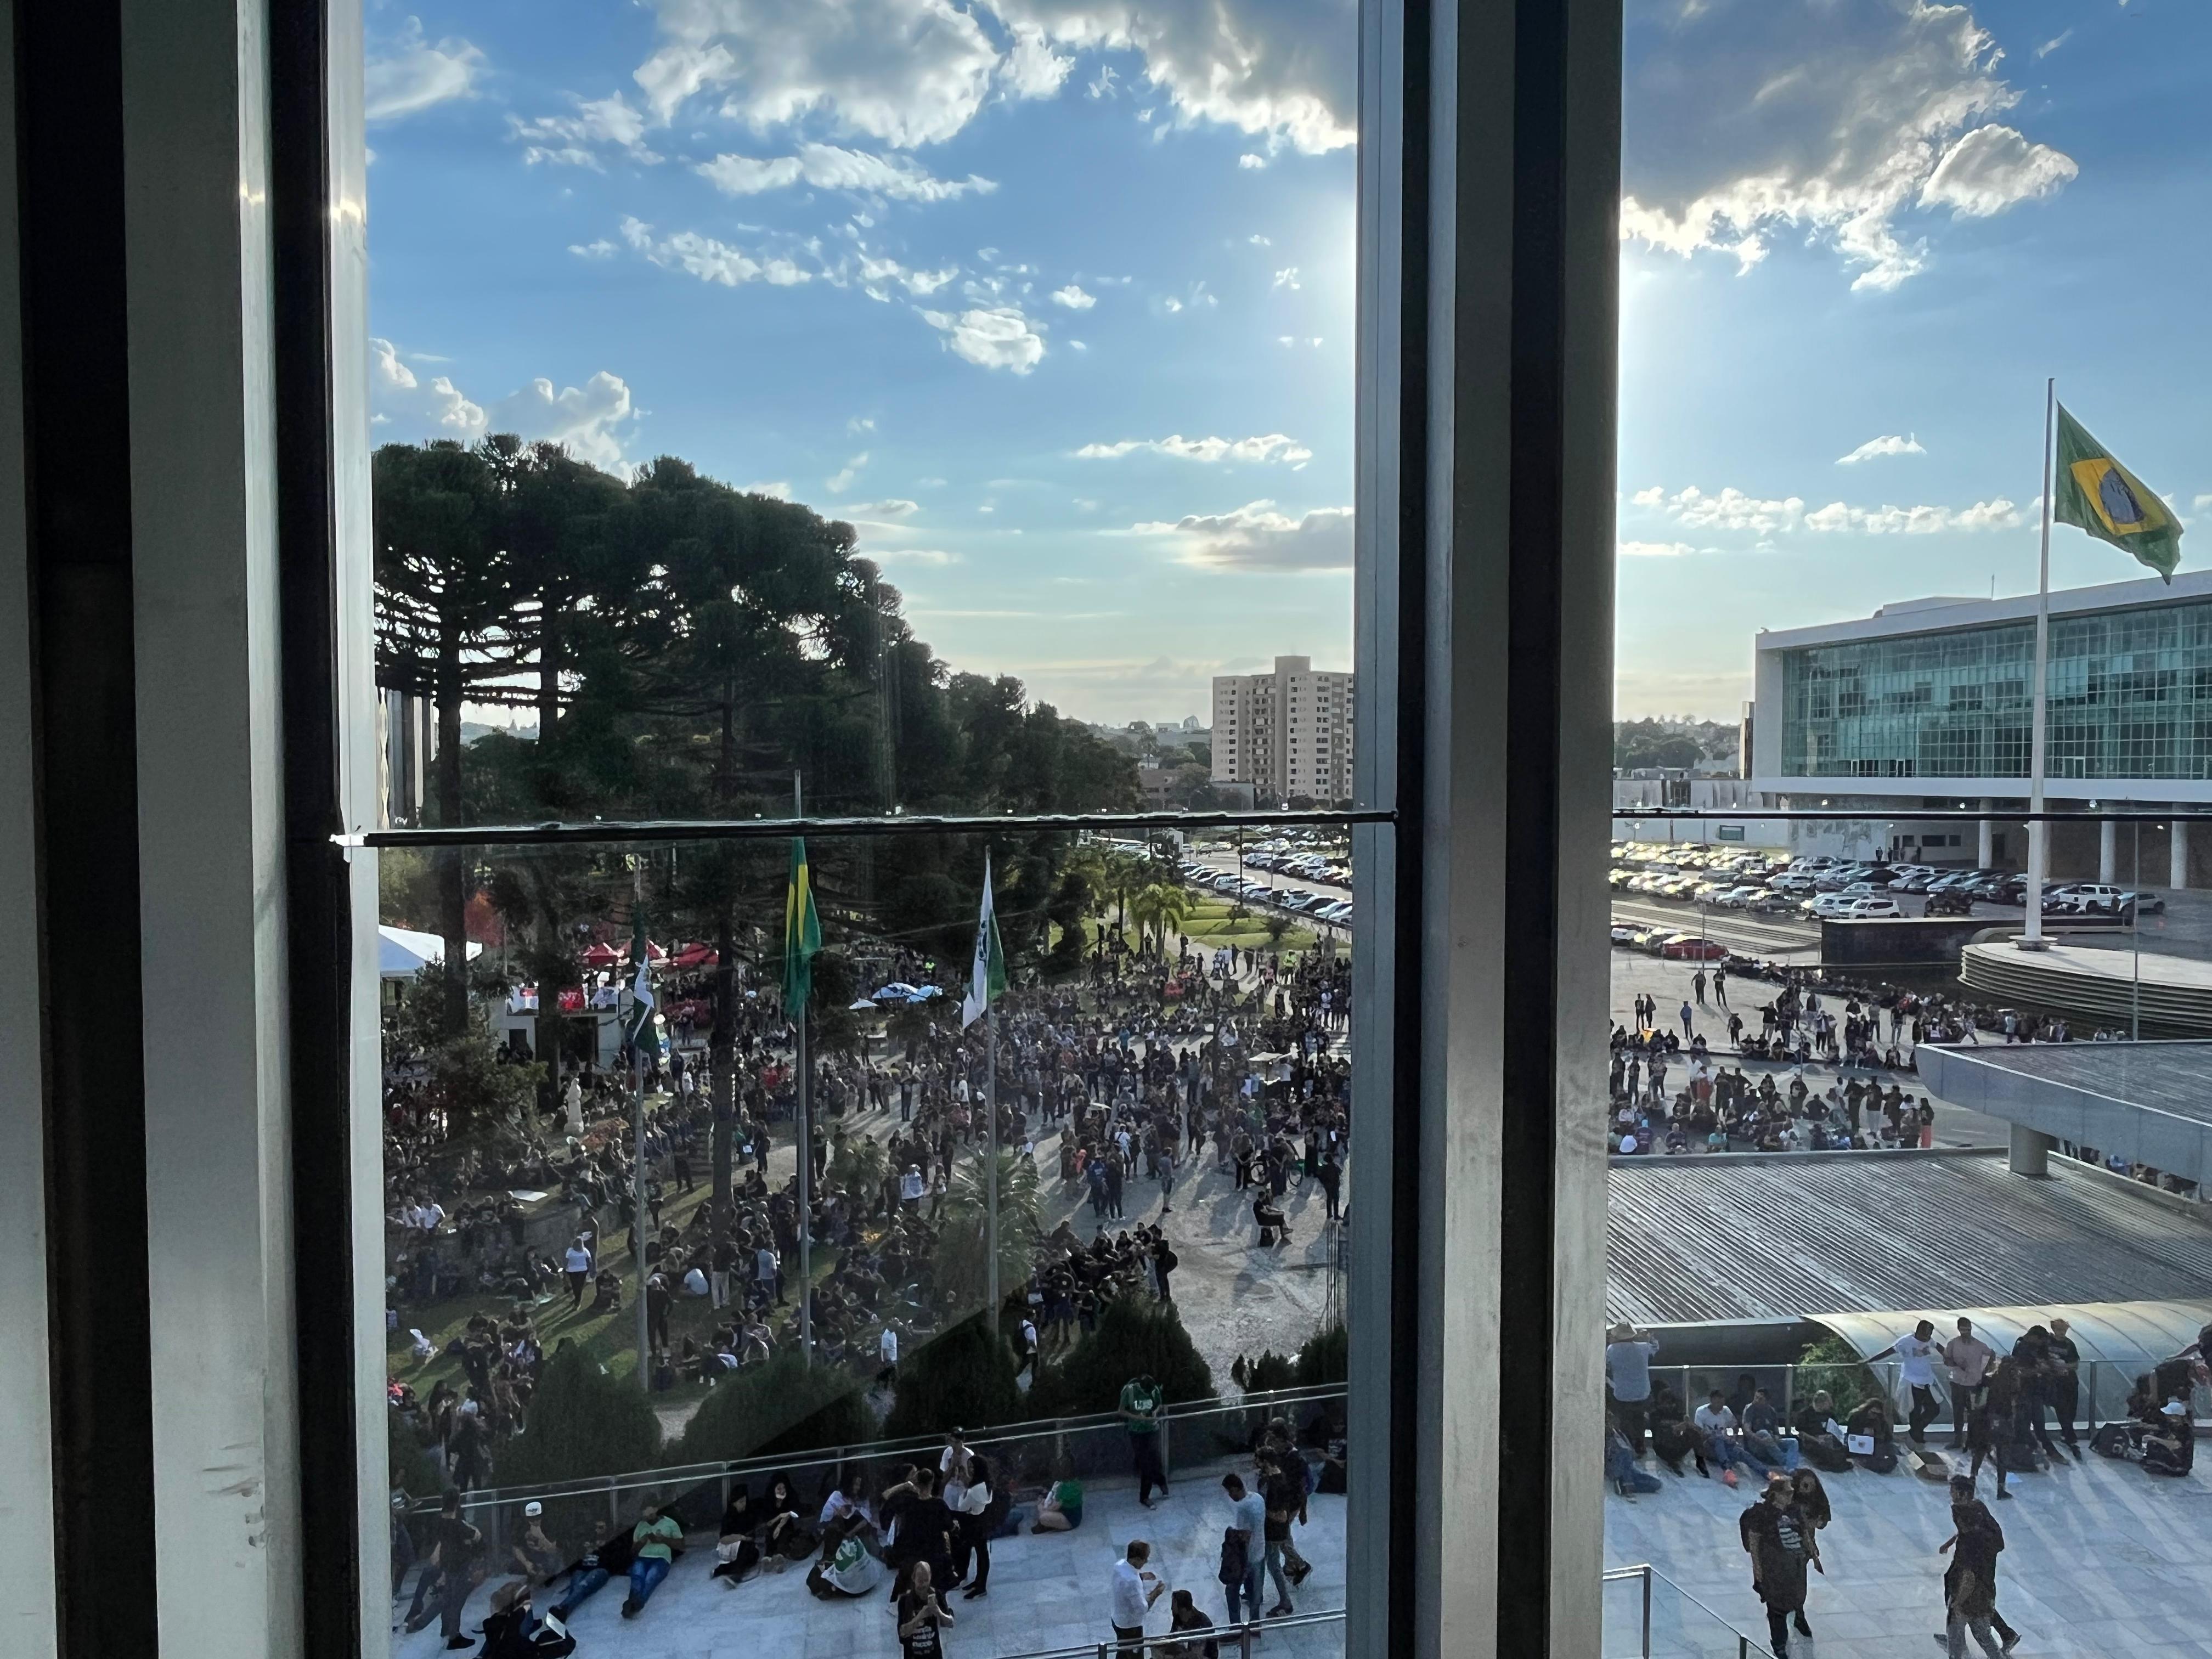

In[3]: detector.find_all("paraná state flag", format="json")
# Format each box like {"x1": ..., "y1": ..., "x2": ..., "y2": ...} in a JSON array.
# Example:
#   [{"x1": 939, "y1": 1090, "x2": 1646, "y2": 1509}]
[
  {"x1": 782, "y1": 837, "x2": 821, "y2": 1020},
  {"x1": 2054, "y1": 404, "x2": 2182, "y2": 582},
  {"x1": 961, "y1": 852, "x2": 1007, "y2": 1028}
]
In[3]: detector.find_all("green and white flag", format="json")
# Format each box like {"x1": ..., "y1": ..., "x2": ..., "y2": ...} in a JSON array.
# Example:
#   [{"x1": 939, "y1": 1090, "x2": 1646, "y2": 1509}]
[
  {"x1": 2053, "y1": 404, "x2": 2182, "y2": 582},
  {"x1": 961, "y1": 852, "x2": 1007, "y2": 1028},
  {"x1": 625, "y1": 902, "x2": 659, "y2": 1058}
]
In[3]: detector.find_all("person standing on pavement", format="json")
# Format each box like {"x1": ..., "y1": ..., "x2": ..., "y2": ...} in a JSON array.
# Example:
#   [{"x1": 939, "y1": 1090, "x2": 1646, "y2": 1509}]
[
  {"x1": 1121, "y1": 1371, "x2": 1169, "y2": 1506},
  {"x1": 1739, "y1": 1473, "x2": 1820, "y2": 1658},
  {"x1": 1869, "y1": 1319, "x2": 1944, "y2": 1445},
  {"x1": 1939, "y1": 1477, "x2": 2015, "y2": 1657},
  {"x1": 1942, "y1": 1317, "x2": 1996, "y2": 1451},
  {"x1": 1680, "y1": 1000, "x2": 1695, "y2": 1040},
  {"x1": 898, "y1": 1560, "x2": 955, "y2": 1658},
  {"x1": 1693, "y1": 969, "x2": 1707, "y2": 1005},
  {"x1": 2046, "y1": 1317, "x2": 2084, "y2": 1455},
  {"x1": 1605, "y1": 1324, "x2": 1660, "y2": 1458},
  {"x1": 1219, "y1": 1473, "x2": 1266, "y2": 1626},
  {"x1": 1110, "y1": 1540, "x2": 1166, "y2": 1659}
]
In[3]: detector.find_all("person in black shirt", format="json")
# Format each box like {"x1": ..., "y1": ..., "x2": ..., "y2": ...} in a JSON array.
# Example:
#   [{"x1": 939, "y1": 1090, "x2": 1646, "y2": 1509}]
[
  {"x1": 547, "y1": 1521, "x2": 634, "y2": 1621},
  {"x1": 402, "y1": 1490, "x2": 483, "y2": 1649},
  {"x1": 1163, "y1": 1588, "x2": 1220, "y2": 1658},
  {"x1": 897, "y1": 1560, "x2": 956, "y2": 1658},
  {"x1": 896, "y1": 1468, "x2": 958, "y2": 1605},
  {"x1": 2045, "y1": 1318, "x2": 2083, "y2": 1454}
]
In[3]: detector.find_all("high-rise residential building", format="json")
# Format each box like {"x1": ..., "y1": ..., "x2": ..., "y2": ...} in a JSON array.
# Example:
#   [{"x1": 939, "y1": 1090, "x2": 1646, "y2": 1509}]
[{"x1": 1211, "y1": 655, "x2": 1355, "y2": 800}]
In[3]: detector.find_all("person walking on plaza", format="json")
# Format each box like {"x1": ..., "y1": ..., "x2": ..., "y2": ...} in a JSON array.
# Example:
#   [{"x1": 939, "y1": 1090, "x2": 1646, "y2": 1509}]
[
  {"x1": 1739, "y1": 1472, "x2": 1820, "y2": 1657},
  {"x1": 2046, "y1": 1317, "x2": 2084, "y2": 1455},
  {"x1": 1219, "y1": 1472, "x2": 1266, "y2": 1624},
  {"x1": 403, "y1": 1489, "x2": 483, "y2": 1649},
  {"x1": 1680, "y1": 999, "x2": 1695, "y2": 1040},
  {"x1": 1942, "y1": 1317, "x2": 1996, "y2": 1451},
  {"x1": 1111, "y1": 1539, "x2": 1166, "y2": 1659},
  {"x1": 1121, "y1": 1370, "x2": 1169, "y2": 1506},
  {"x1": 1869, "y1": 1319, "x2": 1945, "y2": 1445},
  {"x1": 1938, "y1": 1477, "x2": 2016, "y2": 1657}
]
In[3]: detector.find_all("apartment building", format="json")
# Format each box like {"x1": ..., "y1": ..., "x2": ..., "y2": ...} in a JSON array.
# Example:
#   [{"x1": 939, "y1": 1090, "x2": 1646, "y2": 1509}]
[{"x1": 1211, "y1": 655, "x2": 1355, "y2": 801}]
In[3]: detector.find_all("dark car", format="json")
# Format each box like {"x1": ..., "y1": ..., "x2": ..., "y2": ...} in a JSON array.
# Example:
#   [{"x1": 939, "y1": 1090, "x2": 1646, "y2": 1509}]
[{"x1": 1923, "y1": 890, "x2": 1974, "y2": 917}]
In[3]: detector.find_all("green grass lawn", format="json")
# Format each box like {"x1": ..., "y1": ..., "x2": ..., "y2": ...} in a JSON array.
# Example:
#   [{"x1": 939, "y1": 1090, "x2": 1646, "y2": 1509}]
[{"x1": 1173, "y1": 895, "x2": 1319, "y2": 953}]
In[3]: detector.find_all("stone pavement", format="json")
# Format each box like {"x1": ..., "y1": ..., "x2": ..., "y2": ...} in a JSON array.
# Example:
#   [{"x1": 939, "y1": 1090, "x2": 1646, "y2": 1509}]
[
  {"x1": 1604, "y1": 1437, "x2": 2212, "y2": 1657},
  {"x1": 393, "y1": 1456, "x2": 1346, "y2": 1659}
]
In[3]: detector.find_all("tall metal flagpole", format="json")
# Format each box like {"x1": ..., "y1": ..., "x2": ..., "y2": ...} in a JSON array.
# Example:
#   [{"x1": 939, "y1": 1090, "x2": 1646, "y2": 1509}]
[
  {"x1": 632, "y1": 865, "x2": 652, "y2": 1389},
  {"x1": 2024, "y1": 379, "x2": 2056, "y2": 950},
  {"x1": 985, "y1": 998, "x2": 998, "y2": 1329},
  {"x1": 794, "y1": 770, "x2": 812, "y2": 1363}
]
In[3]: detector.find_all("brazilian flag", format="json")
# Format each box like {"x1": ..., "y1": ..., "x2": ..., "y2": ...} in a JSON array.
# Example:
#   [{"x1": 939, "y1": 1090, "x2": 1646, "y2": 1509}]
[
  {"x1": 782, "y1": 837, "x2": 821, "y2": 1019},
  {"x1": 2054, "y1": 404, "x2": 2182, "y2": 582}
]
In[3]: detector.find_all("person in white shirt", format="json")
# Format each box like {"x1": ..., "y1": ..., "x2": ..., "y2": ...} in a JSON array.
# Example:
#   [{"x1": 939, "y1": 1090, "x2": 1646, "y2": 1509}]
[
  {"x1": 1869, "y1": 1318, "x2": 1943, "y2": 1444},
  {"x1": 1691, "y1": 1391, "x2": 1752, "y2": 1485},
  {"x1": 562, "y1": 1237, "x2": 594, "y2": 1310},
  {"x1": 1109, "y1": 1540, "x2": 1165, "y2": 1659}
]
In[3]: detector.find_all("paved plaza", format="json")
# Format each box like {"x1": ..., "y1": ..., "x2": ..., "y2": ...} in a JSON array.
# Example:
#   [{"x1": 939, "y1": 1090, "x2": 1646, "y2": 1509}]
[
  {"x1": 393, "y1": 1458, "x2": 1347, "y2": 1659},
  {"x1": 1605, "y1": 1440, "x2": 2212, "y2": 1657}
]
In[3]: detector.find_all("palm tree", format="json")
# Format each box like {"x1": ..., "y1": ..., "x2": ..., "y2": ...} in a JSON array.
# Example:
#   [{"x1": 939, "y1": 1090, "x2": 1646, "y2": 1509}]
[
  {"x1": 932, "y1": 1150, "x2": 1042, "y2": 1316},
  {"x1": 1128, "y1": 879, "x2": 1193, "y2": 958}
]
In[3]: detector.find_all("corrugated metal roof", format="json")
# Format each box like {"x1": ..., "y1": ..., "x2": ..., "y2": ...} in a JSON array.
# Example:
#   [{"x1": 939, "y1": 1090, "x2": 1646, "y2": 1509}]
[
  {"x1": 1605, "y1": 1149, "x2": 2212, "y2": 1327},
  {"x1": 1923, "y1": 1039, "x2": 2212, "y2": 1127}
]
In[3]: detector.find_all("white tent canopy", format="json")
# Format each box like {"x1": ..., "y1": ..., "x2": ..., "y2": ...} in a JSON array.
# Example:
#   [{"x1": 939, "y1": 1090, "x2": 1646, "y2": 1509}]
[{"x1": 379, "y1": 924, "x2": 484, "y2": 981}]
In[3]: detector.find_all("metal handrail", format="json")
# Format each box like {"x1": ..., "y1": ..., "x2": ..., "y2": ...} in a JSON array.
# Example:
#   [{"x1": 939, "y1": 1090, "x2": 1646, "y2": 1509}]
[
  {"x1": 1605, "y1": 1562, "x2": 1762, "y2": 1658},
  {"x1": 989, "y1": 1607, "x2": 1347, "y2": 1659},
  {"x1": 411, "y1": 1381, "x2": 1349, "y2": 1517}
]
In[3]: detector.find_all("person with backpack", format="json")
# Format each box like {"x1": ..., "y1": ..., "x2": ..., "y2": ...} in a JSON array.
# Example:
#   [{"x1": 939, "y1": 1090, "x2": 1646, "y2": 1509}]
[
  {"x1": 1218, "y1": 1472, "x2": 1265, "y2": 1623},
  {"x1": 1938, "y1": 1476, "x2": 2016, "y2": 1657},
  {"x1": 1152, "y1": 1234, "x2": 1179, "y2": 1302}
]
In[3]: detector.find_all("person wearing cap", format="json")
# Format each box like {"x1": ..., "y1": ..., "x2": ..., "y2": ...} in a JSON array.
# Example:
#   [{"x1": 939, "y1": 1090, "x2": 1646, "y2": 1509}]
[
  {"x1": 511, "y1": 1501, "x2": 563, "y2": 1582},
  {"x1": 2143, "y1": 1395, "x2": 2196, "y2": 1477}
]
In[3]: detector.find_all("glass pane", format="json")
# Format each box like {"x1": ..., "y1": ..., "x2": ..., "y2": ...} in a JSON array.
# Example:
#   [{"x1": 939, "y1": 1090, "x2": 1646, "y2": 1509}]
[
  {"x1": 1610, "y1": 2, "x2": 2212, "y2": 1649},
  {"x1": 380, "y1": 823, "x2": 1353, "y2": 1654},
  {"x1": 362, "y1": 4, "x2": 1358, "y2": 828}
]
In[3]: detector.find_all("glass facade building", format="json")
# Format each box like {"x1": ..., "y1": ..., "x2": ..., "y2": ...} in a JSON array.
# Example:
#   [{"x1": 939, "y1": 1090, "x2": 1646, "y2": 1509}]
[{"x1": 1767, "y1": 582, "x2": 2212, "y2": 786}]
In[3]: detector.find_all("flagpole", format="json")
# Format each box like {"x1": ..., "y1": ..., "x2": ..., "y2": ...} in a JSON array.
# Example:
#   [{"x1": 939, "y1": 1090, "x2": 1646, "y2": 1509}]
[
  {"x1": 985, "y1": 1000, "x2": 999, "y2": 1330},
  {"x1": 2024, "y1": 377, "x2": 2055, "y2": 950},
  {"x1": 794, "y1": 772, "x2": 812, "y2": 1365},
  {"x1": 632, "y1": 866, "x2": 652, "y2": 1390}
]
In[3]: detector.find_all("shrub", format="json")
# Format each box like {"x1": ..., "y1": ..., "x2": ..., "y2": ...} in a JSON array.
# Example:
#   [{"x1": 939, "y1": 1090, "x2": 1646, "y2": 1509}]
[
  {"x1": 1236, "y1": 1350, "x2": 1299, "y2": 1395},
  {"x1": 1026, "y1": 1295, "x2": 1214, "y2": 1417},
  {"x1": 1796, "y1": 1334, "x2": 1878, "y2": 1419},
  {"x1": 389, "y1": 1410, "x2": 443, "y2": 1499},
  {"x1": 1294, "y1": 1322, "x2": 1348, "y2": 1387},
  {"x1": 678, "y1": 1349, "x2": 881, "y2": 1464},
  {"x1": 494, "y1": 1340, "x2": 663, "y2": 1487},
  {"x1": 883, "y1": 1311, "x2": 1022, "y2": 1440}
]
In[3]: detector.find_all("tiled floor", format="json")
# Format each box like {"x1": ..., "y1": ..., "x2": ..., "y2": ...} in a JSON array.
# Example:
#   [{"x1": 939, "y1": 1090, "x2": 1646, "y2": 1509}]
[
  {"x1": 393, "y1": 1455, "x2": 1346, "y2": 1659},
  {"x1": 1604, "y1": 1441, "x2": 2212, "y2": 1657}
]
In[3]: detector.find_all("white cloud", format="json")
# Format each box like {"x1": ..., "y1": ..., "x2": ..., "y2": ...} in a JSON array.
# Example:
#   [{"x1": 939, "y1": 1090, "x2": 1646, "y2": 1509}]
[
  {"x1": 369, "y1": 340, "x2": 642, "y2": 475},
  {"x1": 1836, "y1": 433, "x2": 1926, "y2": 464},
  {"x1": 846, "y1": 498, "x2": 919, "y2": 518},
  {"x1": 569, "y1": 239, "x2": 619, "y2": 259},
  {"x1": 1621, "y1": 0, "x2": 2076, "y2": 289},
  {"x1": 1077, "y1": 433, "x2": 1312, "y2": 465},
  {"x1": 1069, "y1": 340, "x2": 1088, "y2": 351},
  {"x1": 370, "y1": 337, "x2": 484, "y2": 434},
  {"x1": 634, "y1": 0, "x2": 1003, "y2": 145},
  {"x1": 1639, "y1": 479, "x2": 2024, "y2": 537},
  {"x1": 1272, "y1": 266, "x2": 1301, "y2": 289},
  {"x1": 2034, "y1": 29, "x2": 2072, "y2": 59},
  {"x1": 1133, "y1": 499, "x2": 1353, "y2": 572},
  {"x1": 1804, "y1": 496, "x2": 2023, "y2": 534},
  {"x1": 1920, "y1": 123, "x2": 2078, "y2": 218},
  {"x1": 852, "y1": 252, "x2": 961, "y2": 299},
  {"x1": 745, "y1": 481, "x2": 793, "y2": 499},
  {"x1": 850, "y1": 416, "x2": 877, "y2": 433},
  {"x1": 862, "y1": 546, "x2": 960, "y2": 565},
  {"x1": 365, "y1": 18, "x2": 484, "y2": 123},
  {"x1": 916, "y1": 304, "x2": 1047, "y2": 373},
  {"x1": 627, "y1": 0, "x2": 1352, "y2": 155},
  {"x1": 1051, "y1": 284, "x2": 1096, "y2": 309},
  {"x1": 2194, "y1": 494, "x2": 2212, "y2": 513},
  {"x1": 1248, "y1": 234, "x2": 1271, "y2": 246},
  {"x1": 1619, "y1": 540, "x2": 1701, "y2": 558},
  {"x1": 1238, "y1": 153, "x2": 1267, "y2": 169},
  {"x1": 1000, "y1": 24, "x2": 1074, "y2": 98},
  {"x1": 620, "y1": 215, "x2": 804, "y2": 287},
  {"x1": 487, "y1": 375, "x2": 641, "y2": 474},
  {"x1": 695, "y1": 143, "x2": 995, "y2": 202},
  {"x1": 827, "y1": 452, "x2": 870, "y2": 492},
  {"x1": 510, "y1": 93, "x2": 661, "y2": 167}
]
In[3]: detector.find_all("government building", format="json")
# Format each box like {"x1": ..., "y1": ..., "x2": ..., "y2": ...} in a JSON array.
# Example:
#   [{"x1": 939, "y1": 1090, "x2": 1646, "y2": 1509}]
[
  {"x1": 1743, "y1": 569, "x2": 2212, "y2": 885},
  {"x1": 1211, "y1": 655, "x2": 1355, "y2": 803}
]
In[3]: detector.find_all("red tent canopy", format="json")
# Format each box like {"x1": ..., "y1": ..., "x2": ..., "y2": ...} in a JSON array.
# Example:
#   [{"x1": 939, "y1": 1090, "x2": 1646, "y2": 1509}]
[
  {"x1": 626, "y1": 940, "x2": 668, "y2": 963},
  {"x1": 579, "y1": 943, "x2": 620, "y2": 967},
  {"x1": 670, "y1": 941, "x2": 718, "y2": 968}
]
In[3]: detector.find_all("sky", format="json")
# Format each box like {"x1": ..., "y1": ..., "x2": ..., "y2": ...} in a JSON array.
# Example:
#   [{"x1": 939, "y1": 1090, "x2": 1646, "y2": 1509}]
[{"x1": 363, "y1": 0, "x2": 2212, "y2": 728}]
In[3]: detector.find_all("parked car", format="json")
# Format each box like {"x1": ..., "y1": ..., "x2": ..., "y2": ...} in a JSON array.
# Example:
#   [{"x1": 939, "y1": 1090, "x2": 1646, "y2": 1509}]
[
  {"x1": 1610, "y1": 924, "x2": 1635, "y2": 946},
  {"x1": 2115, "y1": 890, "x2": 2167, "y2": 917},
  {"x1": 1924, "y1": 891, "x2": 1975, "y2": 917},
  {"x1": 1661, "y1": 935, "x2": 1728, "y2": 961},
  {"x1": 1842, "y1": 897, "x2": 1903, "y2": 918}
]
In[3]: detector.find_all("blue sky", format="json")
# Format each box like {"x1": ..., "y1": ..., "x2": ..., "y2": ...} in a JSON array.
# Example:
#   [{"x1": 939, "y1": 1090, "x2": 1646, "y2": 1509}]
[{"x1": 364, "y1": 0, "x2": 2212, "y2": 726}]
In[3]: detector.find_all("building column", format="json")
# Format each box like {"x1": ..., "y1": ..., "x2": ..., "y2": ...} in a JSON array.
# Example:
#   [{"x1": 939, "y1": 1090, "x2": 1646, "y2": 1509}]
[
  {"x1": 2172, "y1": 814, "x2": 2190, "y2": 890},
  {"x1": 2100, "y1": 816, "x2": 2117, "y2": 886},
  {"x1": 2008, "y1": 1124, "x2": 2053, "y2": 1177},
  {"x1": 1978, "y1": 800, "x2": 1994, "y2": 868}
]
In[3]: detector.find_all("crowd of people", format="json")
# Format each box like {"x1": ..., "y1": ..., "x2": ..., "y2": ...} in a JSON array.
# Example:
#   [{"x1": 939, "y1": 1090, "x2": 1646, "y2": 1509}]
[
  {"x1": 1604, "y1": 1317, "x2": 2209, "y2": 1657},
  {"x1": 383, "y1": 915, "x2": 1353, "y2": 1494}
]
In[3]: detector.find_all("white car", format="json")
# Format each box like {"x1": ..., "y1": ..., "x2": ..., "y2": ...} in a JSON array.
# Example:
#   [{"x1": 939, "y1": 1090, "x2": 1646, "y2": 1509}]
[
  {"x1": 1843, "y1": 897, "x2": 1903, "y2": 918},
  {"x1": 1805, "y1": 894, "x2": 1857, "y2": 918}
]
